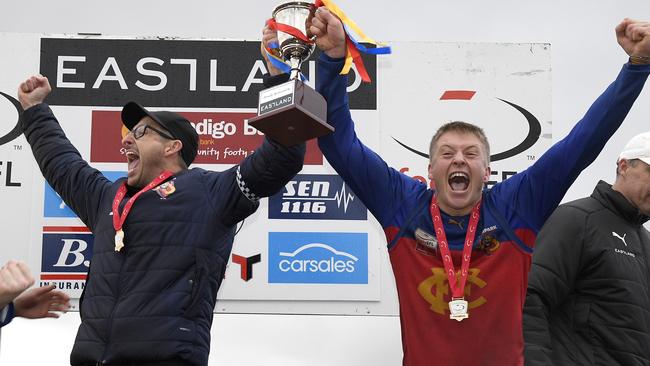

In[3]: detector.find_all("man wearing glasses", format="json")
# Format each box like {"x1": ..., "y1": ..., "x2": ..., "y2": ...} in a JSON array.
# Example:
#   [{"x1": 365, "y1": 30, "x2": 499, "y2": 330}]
[{"x1": 17, "y1": 75, "x2": 305, "y2": 366}]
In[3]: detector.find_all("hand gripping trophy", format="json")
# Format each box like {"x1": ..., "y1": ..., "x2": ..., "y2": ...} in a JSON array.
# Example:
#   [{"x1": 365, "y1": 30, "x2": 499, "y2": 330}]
[{"x1": 249, "y1": 2, "x2": 334, "y2": 147}]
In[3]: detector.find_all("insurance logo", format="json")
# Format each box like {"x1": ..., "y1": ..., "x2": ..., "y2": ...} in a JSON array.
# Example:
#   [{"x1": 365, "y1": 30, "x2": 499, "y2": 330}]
[
  {"x1": 268, "y1": 174, "x2": 367, "y2": 220},
  {"x1": 44, "y1": 171, "x2": 126, "y2": 218},
  {"x1": 268, "y1": 232, "x2": 368, "y2": 284},
  {"x1": 40, "y1": 227, "x2": 93, "y2": 284}
]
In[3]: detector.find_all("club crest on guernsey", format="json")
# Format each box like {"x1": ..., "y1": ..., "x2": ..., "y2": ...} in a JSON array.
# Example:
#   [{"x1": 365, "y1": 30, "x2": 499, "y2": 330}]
[
  {"x1": 415, "y1": 228, "x2": 438, "y2": 256},
  {"x1": 154, "y1": 180, "x2": 176, "y2": 199}
]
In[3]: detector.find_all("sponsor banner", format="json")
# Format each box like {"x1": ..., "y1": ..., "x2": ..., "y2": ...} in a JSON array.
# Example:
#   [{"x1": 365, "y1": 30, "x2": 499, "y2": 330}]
[
  {"x1": 0, "y1": 160, "x2": 23, "y2": 187},
  {"x1": 89, "y1": 110, "x2": 323, "y2": 165},
  {"x1": 0, "y1": 32, "x2": 41, "y2": 275},
  {"x1": 44, "y1": 171, "x2": 125, "y2": 218},
  {"x1": 0, "y1": 33, "x2": 552, "y2": 314},
  {"x1": 381, "y1": 42, "x2": 552, "y2": 187},
  {"x1": 39, "y1": 38, "x2": 376, "y2": 110},
  {"x1": 268, "y1": 174, "x2": 367, "y2": 220},
  {"x1": 231, "y1": 253, "x2": 262, "y2": 282},
  {"x1": 0, "y1": 92, "x2": 23, "y2": 147},
  {"x1": 40, "y1": 226, "x2": 93, "y2": 298},
  {"x1": 268, "y1": 232, "x2": 368, "y2": 284},
  {"x1": 0, "y1": 92, "x2": 29, "y2": 190}
]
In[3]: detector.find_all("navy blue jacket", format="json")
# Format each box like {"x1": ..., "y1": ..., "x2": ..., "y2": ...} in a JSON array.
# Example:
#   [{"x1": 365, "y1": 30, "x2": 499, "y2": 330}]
[
  {"x1": 0, "y1": 303, "x2": 14, "y2": 328},
  {"x1": 22, "y1": 104, "x2": 305, "y2": 366}
]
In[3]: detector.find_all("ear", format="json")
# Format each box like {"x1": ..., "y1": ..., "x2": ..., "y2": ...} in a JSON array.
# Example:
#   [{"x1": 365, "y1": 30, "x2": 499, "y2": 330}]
[
  {"x1": 618, "y1": 159, "x2": 629, "y2": 175},
  {"x1": 164, "y1": 140, "x2": 183, "y2": 158},
  {"x1": 427, "y1": 162, "x2": 433, "y2": 181},
  {"x1": 483, "y1": 166, "x2": 491, "y2": 183}
]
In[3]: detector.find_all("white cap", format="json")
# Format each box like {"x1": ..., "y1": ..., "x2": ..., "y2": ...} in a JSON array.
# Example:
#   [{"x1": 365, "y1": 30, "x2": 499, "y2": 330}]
[{"x1": 618, "y1": 132, "x2": 650, "y2": 165}]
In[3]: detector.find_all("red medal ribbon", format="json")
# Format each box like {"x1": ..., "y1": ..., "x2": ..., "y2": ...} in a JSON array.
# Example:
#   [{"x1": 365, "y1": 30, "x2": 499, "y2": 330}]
[
  {"x1": 430, "y1": 195, "x2": 481, "y2": 299},
  {"x1": 266, "y1": 18, "x2": 314, "y2": 44},
  {"x1": 112, "y1": 171, "x2": 174, "y2": 236}
]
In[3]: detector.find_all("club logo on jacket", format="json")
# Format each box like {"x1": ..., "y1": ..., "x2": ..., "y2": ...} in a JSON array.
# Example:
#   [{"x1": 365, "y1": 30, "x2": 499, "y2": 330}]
[
  {"x1": 417, "y1": 267, "x2": 487, "y2": 315},
  {"x1": 154, "y1": 180, "x2": 176, "y2": 199},
  {"x1": 415, "y1": 228, "x2": 438, "y2": 256}
]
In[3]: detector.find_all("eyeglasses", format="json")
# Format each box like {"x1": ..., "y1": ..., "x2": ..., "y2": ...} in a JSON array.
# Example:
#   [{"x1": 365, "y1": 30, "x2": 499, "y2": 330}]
[{"x1": 130, "y1": 124, "x2": 175, "y2": 140}]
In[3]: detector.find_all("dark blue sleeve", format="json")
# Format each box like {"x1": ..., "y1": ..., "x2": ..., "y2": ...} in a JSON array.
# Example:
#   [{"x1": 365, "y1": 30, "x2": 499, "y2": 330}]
[
  {"x1": 202, "y1": 137, "x2": 304, "y2": 227},
  {"x1": 22, "y1": 104, "x2": 112, "y2": 231},
  {"x1": 238, "y1": 137, "x2": 305, "y2": 198},
  {"x1": 0, "y1": 303, "x2": 15, "y2": 328},
  {"x1": 316, "y1": 54, "x2": 424, "y2": 227},
  {"x1": 490, "y1": 63, "x2": 650, "y2": 231}
]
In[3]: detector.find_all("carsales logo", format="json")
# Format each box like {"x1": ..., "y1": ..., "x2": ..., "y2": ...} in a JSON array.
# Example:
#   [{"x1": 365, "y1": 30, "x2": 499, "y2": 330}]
[
  {"x1": 268, "y1": 232, "x2": 368, "y2": 284},
  {"x1": 90, "y1": 110, "x2": 323, "y2": 165}
]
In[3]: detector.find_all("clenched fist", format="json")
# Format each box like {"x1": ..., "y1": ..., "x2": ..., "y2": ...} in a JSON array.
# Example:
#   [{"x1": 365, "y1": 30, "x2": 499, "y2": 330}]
[
  {"x1": 616, "y1": 18, "x2": 650, "y2": 61},
  {"x1": 17, "y1": 74, "x2": 51, "y2": 111}
]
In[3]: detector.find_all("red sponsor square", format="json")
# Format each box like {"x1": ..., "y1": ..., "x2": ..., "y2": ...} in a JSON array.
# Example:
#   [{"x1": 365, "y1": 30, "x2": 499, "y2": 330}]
[{"x1": 90, "y1": 111, "x2": 323, "y2": 165}]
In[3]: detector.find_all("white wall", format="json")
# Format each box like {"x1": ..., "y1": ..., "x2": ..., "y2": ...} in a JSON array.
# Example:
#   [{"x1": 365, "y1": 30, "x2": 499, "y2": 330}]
[{"x1": 1, "y1": 1, "x2": 650, "y2": 365}]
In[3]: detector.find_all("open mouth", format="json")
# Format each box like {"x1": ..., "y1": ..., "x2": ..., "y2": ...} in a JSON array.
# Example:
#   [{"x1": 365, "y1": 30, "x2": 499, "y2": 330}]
[
  {"x1": 126, "y1": 150, "x2": 140, "y2": 173},
  {"x1": 448, "y1": 172, "x2": 470, "y2": 191}
]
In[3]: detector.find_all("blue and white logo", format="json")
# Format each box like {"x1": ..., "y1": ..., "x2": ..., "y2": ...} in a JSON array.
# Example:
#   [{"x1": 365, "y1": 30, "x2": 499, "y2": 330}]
[
  {"x1": 42, "y1": 232, "x2": 94, "y2": 273},
  {"x1": 268, "y1": 174, "x2": 367, "y2": 220},
  {"x1": 268, "y1": 232, "x2": 368, "y2": 284},
  {"x1": 44, "y1": 171, "x2": 126, "y2": 217}
]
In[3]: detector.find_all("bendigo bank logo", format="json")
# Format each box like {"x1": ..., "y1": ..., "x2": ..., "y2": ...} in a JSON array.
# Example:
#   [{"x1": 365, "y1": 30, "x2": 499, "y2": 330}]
[
  {"x1": 393, "y1": 90, "x2": 542, "y2": 162},
  {"x1": 268, "y1": 232, "x2": 368, "y2": 284},
  {"x1": 90, "y1": 110, "x2": 323, "y2": 165},
  {"x1": 40, "y1": 227, "x2": 94, "y2": 288},
  {"x1": 417, "y1": 267, "x2": 487, "y2": 315},
  {"x1": 0, "y1": 92, "x2": 23, "y2": 146},
  {"x1": 268, "y1": 174, "x2": 367, "y2": 220}
]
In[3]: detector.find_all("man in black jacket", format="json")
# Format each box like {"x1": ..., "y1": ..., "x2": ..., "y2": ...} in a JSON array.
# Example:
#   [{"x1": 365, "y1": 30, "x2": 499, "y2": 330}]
[
  {"x1": 17, "y1": 75, "x2": 305, "y2": 366},
  {"x1": 524, "y1": 131, "x2": 650, "y2": 365}
]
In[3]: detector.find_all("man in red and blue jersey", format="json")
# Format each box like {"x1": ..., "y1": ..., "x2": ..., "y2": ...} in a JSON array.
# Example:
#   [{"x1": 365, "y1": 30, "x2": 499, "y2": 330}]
[{"x1": 263, "y1": 11, "x2": 650, "y2": 366}]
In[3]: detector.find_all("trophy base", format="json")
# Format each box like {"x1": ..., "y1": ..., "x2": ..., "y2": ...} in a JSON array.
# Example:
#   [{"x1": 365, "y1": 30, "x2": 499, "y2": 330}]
[{"x1": 249, "y1": 79, "x2": 334, "y2": 147}]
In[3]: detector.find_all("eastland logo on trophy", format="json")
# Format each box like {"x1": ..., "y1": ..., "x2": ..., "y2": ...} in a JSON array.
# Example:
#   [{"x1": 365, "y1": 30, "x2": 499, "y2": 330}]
[{"x1": 250, "y1": 0, "x2": 390, "y2": 146}]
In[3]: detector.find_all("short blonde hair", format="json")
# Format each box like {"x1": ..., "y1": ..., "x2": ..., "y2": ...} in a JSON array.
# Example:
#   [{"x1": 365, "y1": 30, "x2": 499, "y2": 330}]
[{"x1": 429, "y1": 121, "x2": 490, "y2": 164}]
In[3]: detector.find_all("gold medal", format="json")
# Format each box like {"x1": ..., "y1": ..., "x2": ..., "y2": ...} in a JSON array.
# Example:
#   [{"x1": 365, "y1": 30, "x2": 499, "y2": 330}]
[{"x1": 114, "y1": 229, "x2": 125, "y2": 252}]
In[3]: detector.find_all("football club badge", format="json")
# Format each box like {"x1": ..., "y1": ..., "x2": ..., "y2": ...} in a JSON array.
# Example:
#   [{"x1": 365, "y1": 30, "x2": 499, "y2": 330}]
[{"x1": 154, "y1": 180, "x2": 176, "y2": 199}]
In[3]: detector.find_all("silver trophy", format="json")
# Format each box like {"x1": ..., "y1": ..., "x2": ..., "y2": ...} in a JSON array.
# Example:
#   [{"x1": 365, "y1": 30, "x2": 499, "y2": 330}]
[
  {"x1": 249, "y1": 1, "x2": 334, "y2": 147},
  {"x1": 273, "y1": 2, "x2": 316, "y2": 80}
]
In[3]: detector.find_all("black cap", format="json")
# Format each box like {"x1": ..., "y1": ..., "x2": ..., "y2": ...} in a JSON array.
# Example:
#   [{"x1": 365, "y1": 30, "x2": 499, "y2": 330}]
[{"x1": 121, "y1": 102, "x2": 199, "y2": 166}]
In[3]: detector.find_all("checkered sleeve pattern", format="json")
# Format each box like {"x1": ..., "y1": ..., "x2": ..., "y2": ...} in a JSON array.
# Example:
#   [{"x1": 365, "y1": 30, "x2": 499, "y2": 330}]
[{"x1": 236, "y1": 165, "x2": 260, "y2": 202}]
